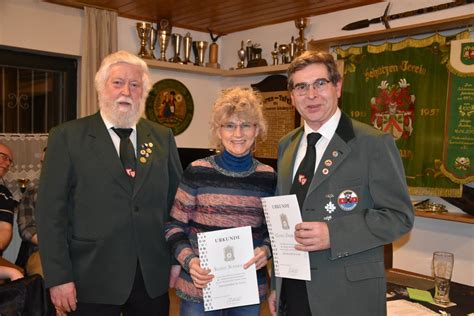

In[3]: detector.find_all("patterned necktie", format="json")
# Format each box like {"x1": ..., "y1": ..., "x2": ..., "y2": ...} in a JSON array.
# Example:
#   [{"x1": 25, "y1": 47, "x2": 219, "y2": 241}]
[
  {"x1": 112, "y1": 127, "x2": 136, "y2": 179},
  {"x1": 290, "y1": 132, "x2": 322, "y2": 208}
]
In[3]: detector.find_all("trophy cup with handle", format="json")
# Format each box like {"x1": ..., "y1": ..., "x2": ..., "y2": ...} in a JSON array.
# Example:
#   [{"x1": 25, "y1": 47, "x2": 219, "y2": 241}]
[
  {"x1": 170, "y1": 33, "x2": 183, "y2": 63},
  {"x1": 157, "y1": 19, "x2": 172, "y2": 61},
  {"x1": 136, "y1": 22, "x2": 152, "y2": 58},
  {"x1": 183, "y1": 32, "x2": 193, "y2": 64}
]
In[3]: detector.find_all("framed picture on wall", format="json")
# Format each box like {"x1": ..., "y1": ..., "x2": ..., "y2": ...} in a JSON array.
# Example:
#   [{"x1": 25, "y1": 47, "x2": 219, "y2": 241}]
[{"x1": 251, "y1": 74, "x2": 299, "y2": 164}]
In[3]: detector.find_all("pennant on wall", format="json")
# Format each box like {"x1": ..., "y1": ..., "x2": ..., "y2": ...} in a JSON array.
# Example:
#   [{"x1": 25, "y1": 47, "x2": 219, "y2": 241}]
[{"x1": 441, "y1": 38, "x2": 474, "y2": 184}]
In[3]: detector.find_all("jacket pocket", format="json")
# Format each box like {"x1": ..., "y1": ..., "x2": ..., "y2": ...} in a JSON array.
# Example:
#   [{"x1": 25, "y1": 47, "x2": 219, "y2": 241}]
[{"x1": 345, "y1": 260, "x2": 385, "y2": 282}]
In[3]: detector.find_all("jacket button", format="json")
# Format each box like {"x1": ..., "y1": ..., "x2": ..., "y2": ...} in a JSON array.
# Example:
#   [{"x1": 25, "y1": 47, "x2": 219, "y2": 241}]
[{"x1": 134, "y1": 206, "x2": 139, "y2": 212}]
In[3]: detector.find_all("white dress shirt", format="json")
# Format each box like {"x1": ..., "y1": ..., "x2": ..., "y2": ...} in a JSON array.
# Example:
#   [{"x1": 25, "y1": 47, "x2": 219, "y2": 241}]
[
  {"x1": 100, "y1": 112, "x2": 137, "y2": 158},
  {"x1": 292, "y1": 108, "x2": 342, "y2": 180}
]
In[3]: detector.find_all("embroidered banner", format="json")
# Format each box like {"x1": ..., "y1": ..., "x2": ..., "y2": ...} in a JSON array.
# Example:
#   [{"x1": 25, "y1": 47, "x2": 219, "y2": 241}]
[
  {"x1": 441, "y1": 39, "x2": 474, "y2": 184},
  {"x1": 336, "y1": 32, "x2": 470, "y2": 197}
]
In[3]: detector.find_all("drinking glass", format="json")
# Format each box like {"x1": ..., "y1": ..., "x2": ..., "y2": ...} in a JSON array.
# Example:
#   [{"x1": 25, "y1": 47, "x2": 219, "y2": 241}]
[{"x1": 432, "y1": 251, "x2": 454, "y2": 304}]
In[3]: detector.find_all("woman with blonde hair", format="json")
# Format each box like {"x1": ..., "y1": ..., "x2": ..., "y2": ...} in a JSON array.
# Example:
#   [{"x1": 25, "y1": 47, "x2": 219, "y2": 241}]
[{"x1": 165, "y1": 87, "x2": 276, "y2": 315}]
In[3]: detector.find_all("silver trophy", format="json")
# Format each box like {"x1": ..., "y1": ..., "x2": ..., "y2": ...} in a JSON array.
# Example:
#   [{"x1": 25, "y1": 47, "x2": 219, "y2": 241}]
[
  {"x1": 278, "y1": 44, "x2": 289, "y2": 64},
  {"x1": 170, "y1": 33, "x2": 183, "y2": 63},
  {"x1": 183, "y1": 32, "x2": 193, "y2": 64},
  {"x1": 271, "y1": 42, "x2": 279, "y2": 65},
  {"x1": 157, "y1": 19, "x2": 172, "y2": 61},
  {"x1": 136, "y1": 22, "x2": 152, "y2": 59},
  {"x1": 192, "y1": 41, "x2": 208, "y2": 66},
  {"x1": 149, "y1": 24, "x2": 158, "y2": 59},
  {"x1": 289, "y1": 36, "x2": 297, "y2": 61},
  {"x1": 237, "y1": 40, "x2": 245, "y2": 69}
]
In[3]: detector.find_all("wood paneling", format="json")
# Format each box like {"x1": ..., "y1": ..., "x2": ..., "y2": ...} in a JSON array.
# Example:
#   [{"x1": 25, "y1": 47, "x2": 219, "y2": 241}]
[{"x1": 43, "y1": 0, "x2": 382, "y2": 34}]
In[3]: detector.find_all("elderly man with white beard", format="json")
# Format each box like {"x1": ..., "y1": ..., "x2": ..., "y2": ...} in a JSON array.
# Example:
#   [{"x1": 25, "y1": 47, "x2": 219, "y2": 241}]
[{"x1": 36, "y1": 51, "x2": 183, "y2": 316}]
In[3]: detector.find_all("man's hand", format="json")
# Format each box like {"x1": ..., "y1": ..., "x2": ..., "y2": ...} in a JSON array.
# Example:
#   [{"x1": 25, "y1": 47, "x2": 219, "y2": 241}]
[
  {"x1": 169, "y1": 264, "x2": 181, "y2": 288},
  {"x1": 243, "y1": 246, "x2": 269, "y2": 270},
  {"x1": 49, "y1": 282, "x2": 77, "y2": 316},
  {"x1": 294, "y1": 221, "x2": 330, "y2": 251},
  {"x1": 268, "y1": 290, "x2": 277, "y2": 316},
  {"x1": 188, "y1": 258, "x2": 214, "y2": 289}
]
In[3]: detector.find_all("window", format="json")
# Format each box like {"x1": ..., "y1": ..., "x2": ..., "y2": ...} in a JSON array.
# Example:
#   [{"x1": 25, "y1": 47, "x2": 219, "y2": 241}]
[{"x1": 0, "y1": 47, "x2": 77, "y2": 133}]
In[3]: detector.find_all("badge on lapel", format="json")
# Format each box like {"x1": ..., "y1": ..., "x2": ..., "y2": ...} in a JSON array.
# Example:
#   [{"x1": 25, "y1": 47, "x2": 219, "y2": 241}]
[
  {"x1": 337, "y1": 190, "x2": 358, "y2": 211},
  {"x1": 139, "y1": 142, "x2": 154, "y2": 164}
]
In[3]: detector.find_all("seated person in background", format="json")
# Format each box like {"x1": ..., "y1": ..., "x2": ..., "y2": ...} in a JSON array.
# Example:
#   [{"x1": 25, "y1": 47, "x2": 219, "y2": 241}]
[
  {"x1": 0, "y1": 143, "x2": 18, "y2": 256},
  {"x1": 0, "y1": 143, "x2": 23, "y2": 282},
  {"x1": 17, "y1": 147, "x2": 46, "y2": 276}
]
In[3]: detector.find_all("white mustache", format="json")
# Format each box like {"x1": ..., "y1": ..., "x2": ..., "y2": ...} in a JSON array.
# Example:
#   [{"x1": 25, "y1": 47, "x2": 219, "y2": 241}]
[{"x1": 115, "y1": 97, "x2": 134, "y2": 106}]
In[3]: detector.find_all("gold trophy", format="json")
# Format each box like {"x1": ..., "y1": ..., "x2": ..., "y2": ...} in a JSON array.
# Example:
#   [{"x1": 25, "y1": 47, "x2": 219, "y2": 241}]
[
  {"x1": 294, "y1": 17, "x2": 308, "y2": 56},
  {"x1": 17, "y1": 178, "x2": 30, "y2": 194},
  {"x1": 136, "y1": 22, "x2": 152, "y2": 58},
  {"x1": 157, "y1": 19, "x2": 172, "y2": 61}
]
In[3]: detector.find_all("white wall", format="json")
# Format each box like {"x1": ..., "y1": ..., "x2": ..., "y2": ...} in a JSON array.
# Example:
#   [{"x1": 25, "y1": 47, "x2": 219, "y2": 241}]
[
  {"x1": 1, "y1": 0, "x2": 473, "y2": 285},
  {"x1": 0, "y1": 0, "x2": 82, "y2": 56}
]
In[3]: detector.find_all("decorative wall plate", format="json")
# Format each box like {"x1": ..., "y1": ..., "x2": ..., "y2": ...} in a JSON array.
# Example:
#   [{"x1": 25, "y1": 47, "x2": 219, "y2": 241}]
[{"x1": 145, "y1": 79, "x2": 194, "y2": 135}]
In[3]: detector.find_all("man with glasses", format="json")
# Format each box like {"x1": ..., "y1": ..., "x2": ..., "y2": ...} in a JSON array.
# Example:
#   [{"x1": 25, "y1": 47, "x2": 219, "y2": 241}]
[
  {"x1": 0, "y1": 143, "x2": 17, "y2": 256},
  {"x1": 268, "y1": 51, "x2": 414, "y2": 316}
]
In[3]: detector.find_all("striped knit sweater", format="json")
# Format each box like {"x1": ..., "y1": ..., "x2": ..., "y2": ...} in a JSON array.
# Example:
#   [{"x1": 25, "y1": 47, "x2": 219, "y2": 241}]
[{"x1": 164, "y1": 155, "x2": 277, "y2": 303}]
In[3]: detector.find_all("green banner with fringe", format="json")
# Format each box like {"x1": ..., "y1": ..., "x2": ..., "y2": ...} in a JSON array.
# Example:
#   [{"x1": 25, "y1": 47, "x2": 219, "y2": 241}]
[
  {"x1": 441, "y1": 38, "x2": 474, "y2": 184},
  {"x1": 336, "y1": 32, "x2": 470, "y2": 197}
]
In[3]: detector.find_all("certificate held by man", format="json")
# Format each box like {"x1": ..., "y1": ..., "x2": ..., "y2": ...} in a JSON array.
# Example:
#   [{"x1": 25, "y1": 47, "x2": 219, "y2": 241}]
[
  {"x1": 197, "y1": 226, "x2": 259, "y2": 311},
  {"x1": 261, "y1": 194, "x2": 311, "y2": 280}
]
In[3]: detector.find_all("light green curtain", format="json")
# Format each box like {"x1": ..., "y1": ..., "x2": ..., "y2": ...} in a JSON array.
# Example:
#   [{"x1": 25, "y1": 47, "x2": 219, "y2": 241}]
[{"x1": 79, "y1": 7, "x2": 118, "y2": 118}]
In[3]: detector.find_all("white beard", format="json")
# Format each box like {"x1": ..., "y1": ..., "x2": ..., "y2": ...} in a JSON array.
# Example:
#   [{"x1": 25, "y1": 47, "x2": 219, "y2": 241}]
[{"x1": 99, "y1": 96, "x2": 145, "y2": 128}]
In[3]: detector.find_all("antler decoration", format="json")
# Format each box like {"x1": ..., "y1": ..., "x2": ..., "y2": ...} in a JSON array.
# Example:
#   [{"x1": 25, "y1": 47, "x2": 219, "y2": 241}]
[{"x1": 207, "y1": 28, "x2": 221, "y2": 43}]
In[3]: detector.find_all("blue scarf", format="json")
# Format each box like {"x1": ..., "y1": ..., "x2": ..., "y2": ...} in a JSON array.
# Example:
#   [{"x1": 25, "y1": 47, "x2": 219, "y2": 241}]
[{"x1": 215, "y1": 150, "x2": 253, "y2": 172}]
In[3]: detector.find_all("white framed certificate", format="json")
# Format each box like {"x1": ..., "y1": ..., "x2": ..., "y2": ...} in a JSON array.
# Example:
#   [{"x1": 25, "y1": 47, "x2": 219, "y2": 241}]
[
  {"x1": 197, "y1": 226, "x2": 260, "y2": 311},
  {"x1": 261, "y1": 194, "x2": 311, "y2": 280}
]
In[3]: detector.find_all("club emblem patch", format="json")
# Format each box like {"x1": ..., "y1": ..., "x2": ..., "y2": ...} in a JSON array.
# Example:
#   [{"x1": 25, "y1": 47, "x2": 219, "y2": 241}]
[{"x1": 337, "y1": 190, "x2": 358, "y2": 211}]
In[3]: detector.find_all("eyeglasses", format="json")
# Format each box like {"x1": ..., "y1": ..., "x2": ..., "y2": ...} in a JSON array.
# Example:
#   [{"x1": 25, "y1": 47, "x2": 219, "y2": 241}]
[
  {"x1": 0, "y1": 152, "x2": 14, "y2": 167},
  {"x1": 220, "y1": 122, "x2": 256, "y2": 133},
  {"x1": 292, "y1": 78, "x2": 331, "y2": 96}
]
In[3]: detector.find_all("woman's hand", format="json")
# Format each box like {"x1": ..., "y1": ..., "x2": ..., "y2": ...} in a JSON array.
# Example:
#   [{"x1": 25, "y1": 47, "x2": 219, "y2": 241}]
[
  {"x1": 188, "y1": 257, "x2": 214, "y2": 288},
  {"x1": 243, "y1": 246, "x2": 269, "y2": 270}
]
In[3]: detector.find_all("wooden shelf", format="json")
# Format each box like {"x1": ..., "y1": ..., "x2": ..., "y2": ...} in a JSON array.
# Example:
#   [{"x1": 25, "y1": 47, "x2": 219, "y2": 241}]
[
  {"x1": 415, "y1": 210, "x2": 474, "y2": 224},
  {"x1": 145, "y1": 59, "x2": 288, "y2": 77},
  {"x1": 309, "y1": 14, "x2": 474, "y2": 50},
  {"x1": 145, "y1": 59, "x2": 222, "y2": 76},
  {"x1": 222, "y1": 64, "x2": 288, "y2": 77}
]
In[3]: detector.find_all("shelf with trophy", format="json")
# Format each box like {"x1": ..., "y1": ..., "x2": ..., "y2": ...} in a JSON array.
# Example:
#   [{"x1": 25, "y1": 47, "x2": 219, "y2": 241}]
[{"x1": 135, "y1": 18, "x2": 310, "y2": 78}]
